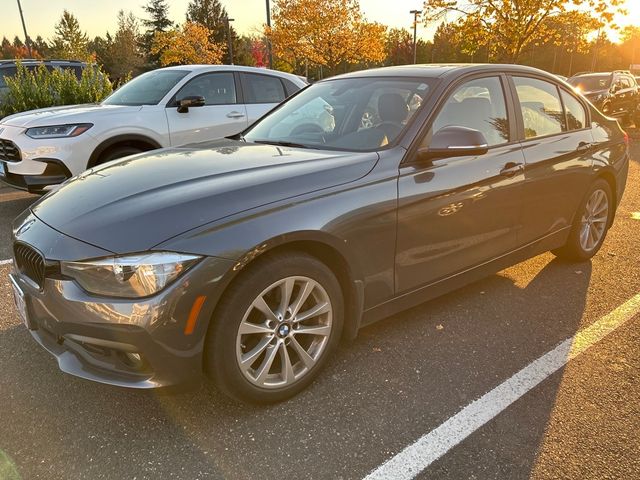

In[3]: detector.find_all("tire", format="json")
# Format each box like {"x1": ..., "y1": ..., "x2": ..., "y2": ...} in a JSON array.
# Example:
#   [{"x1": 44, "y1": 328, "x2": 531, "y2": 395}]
[
  {"x1": 205, "y1": 252, "x2": 344, "y2": 404},
  {"x1": 552, "y1": 179, "x2": 613, "y2": 262},
  {"x1": 96, "y1": 145, "x2": 144, "y2": 166}
]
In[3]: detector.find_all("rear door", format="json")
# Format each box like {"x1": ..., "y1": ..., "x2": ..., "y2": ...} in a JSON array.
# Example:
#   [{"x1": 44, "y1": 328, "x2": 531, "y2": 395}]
[
  {"x1": 239, "y1": 72, "x2": 288, "y2": 126},
  {"x1": 510, "y1": 75, "x2": 595, "y2": 245},
  {"x1": 165, "y1": 71, "x2": 248, "y2": 146},
  {"x1": 395, "y1": 75, "x2": 526, "y2": 293}
]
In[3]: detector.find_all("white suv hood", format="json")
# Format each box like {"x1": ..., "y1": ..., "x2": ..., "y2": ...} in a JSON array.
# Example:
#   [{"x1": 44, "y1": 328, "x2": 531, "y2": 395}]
[{"x1": 1, "y1": 104, "x2": 142, "y2": 128}]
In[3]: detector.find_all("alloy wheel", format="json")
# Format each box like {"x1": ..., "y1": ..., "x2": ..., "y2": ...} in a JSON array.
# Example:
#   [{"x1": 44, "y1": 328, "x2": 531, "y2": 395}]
[
  {"x1": 579, "y1": 188, "x2": 609, "y2": 252},
  {"x1": 235, "y1": 276, "x2": 333, "y2": 389}
]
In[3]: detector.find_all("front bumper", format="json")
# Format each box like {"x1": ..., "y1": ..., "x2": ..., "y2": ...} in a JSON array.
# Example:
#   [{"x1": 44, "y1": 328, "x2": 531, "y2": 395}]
[
  {"x1": 11, "y1": 212, "x2": 235, "y2": 388},
  {"x1": 0, "y1": 123, "x2": 97, "y2": 192}
]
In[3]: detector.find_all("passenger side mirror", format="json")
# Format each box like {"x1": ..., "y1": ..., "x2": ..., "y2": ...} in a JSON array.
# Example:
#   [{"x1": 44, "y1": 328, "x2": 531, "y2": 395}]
[
  {"x1": 176, "y1": 95, "x2": 205, "y2": 113},
  {"x1": 418, "y1": 126, "x2": 489, "y2": 161},
  {"x1": 611, "y1": 82, "x2": 622, "y2": 93}
]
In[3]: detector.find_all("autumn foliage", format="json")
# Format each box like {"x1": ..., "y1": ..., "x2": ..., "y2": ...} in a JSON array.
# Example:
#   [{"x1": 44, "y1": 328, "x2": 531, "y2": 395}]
[
  {"x1": 266, "y1": 0, "x2": 386, "y2": 76},
  {"x1": 151, "y1": 22, "x2": 226, "y2": 66}
]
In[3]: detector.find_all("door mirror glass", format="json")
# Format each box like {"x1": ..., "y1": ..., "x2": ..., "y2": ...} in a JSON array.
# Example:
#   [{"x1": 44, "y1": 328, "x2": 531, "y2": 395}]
[
  {"x1": 176, "y1": 95, "x2": 205, "y2": 113},
  {"x1": 419, "y1": 126, "x2": 489, "y2": 160}
]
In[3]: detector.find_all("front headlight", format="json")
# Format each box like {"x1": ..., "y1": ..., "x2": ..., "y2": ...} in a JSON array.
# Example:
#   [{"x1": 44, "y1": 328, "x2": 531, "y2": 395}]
[
  {"x1": 61, "y1": 252, "x2": 201, "y2": 298},
  {"x1": 25, "y1": 123, "x2": 93, "y2": 139}
]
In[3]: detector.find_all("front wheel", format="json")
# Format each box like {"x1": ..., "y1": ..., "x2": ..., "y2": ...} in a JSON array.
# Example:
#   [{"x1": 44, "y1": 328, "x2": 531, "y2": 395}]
[
  {"x1": 552, "y1": 179, "x2": 613, "y2": 262},
  {"x1": 205, "y1": 252, "x2": 344, "y2": 404}
]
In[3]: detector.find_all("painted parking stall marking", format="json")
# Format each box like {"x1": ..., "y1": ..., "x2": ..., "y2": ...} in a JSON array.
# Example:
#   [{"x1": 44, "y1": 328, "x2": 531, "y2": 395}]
[
  {"x1": 364, "y1": 293, "x2": 640, "y2": 480},
  {"x1": 0, "y1": 259, "x2": 12, "y2": 266}
]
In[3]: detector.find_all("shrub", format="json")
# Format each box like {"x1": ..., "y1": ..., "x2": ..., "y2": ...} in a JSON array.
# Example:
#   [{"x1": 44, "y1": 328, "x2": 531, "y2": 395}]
[{"x1": 0, "y1": 62, "x2": 113, "y2": 118}]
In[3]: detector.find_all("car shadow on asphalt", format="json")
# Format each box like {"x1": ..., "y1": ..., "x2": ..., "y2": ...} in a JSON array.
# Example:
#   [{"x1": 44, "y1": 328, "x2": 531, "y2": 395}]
[{"x1": 0, "y1": 254, "x2": 594, "y2": 479}]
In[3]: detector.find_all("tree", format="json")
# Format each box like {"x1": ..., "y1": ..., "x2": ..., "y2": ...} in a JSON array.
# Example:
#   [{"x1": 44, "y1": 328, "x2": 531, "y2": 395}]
[
  {"x1": 385, "y1": 28, "x2": 413, "y2": 66},
  {"x1": 422, "y1": 0, "x2": 624, "y2": 63},
  {"x1": 50, "y1": 10, "x2": 92, "y2": 61},
  {"x1": 266, "y1": 0, "x2": 386, "y2": 77},
  {"x1": 106, "y1": 11, "x2": 144, "y2": 81},
  {"x1": 186, "y1": 0, "x2": 234, "y2": 43},
  {"x1": 142, "y1": 0, "x2": 173, "y2": 67},
  {"x1": 151, "y1": 21, "x2": 226, "y2": 66}
]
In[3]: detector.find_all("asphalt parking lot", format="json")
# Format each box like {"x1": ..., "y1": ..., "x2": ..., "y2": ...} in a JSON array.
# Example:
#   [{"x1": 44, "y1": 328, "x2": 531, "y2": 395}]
[{"x1": 1, "y1": 131, "x2": 639, "y2": 479}]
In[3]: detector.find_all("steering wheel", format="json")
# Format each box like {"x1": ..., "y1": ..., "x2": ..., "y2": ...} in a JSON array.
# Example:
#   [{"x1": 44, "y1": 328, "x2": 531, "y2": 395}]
[{"x1": 290, "y1": 123, "x2": 325, "y2": 135}]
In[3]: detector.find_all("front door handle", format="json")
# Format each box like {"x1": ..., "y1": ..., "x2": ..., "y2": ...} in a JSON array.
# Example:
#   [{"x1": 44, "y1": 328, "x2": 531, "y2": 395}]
[
  {"x1": 499, "y1": 162, "x2": 524, "y2": 177},
  {"x1": 576, "y1": 141, "x2": 593, "y2": 153},
  {"x1": 226, "y1": 111, "x2": 246, "y2": 119}
]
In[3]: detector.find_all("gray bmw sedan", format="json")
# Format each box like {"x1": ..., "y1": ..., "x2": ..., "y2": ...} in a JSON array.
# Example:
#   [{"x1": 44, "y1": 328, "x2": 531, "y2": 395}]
[{"x1": 10, "y1": 64, "x2": 629, "y2": 403}]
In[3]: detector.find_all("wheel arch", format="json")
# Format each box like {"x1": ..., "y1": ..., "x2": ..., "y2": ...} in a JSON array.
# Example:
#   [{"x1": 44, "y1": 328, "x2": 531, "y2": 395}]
[
  {"x1": 208, "y1": 232, "x2": 366, "y2": 344},
  {"x1": 596, "y1": 169, "x2": 617, "y2": 227},
  {"x1": 87, "y1": 134, "x2": 162, "y2": 168}
]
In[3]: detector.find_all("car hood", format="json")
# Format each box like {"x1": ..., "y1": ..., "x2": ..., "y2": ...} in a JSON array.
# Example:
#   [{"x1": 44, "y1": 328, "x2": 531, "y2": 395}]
[
  {"x1": 1, "y1": 104, "x2": 141, "y2": 128},
  {"x1": 31, "y1": 139, "x2": 379, "y2": 254}
]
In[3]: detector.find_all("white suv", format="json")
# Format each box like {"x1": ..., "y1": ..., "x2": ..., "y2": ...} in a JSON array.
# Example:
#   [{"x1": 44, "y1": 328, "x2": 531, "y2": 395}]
[{"x1": 0, "y1": 65, "x2": 306, "y2": 193}]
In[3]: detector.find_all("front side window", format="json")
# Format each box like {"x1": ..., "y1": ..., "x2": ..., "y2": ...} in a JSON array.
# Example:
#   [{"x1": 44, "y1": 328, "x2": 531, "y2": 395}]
[
  {"x1": 175, "y1": 72, "x2": 237, "y2": 105},
  {"x1": 103, "y1": 70, "x2": 190, "y2": 106},
  {"x1": 431, "y1": 76, "x2": 510, "y2": 146},
  {"x1": 241, "y1": 73, "x2": 286, "y2": 104},
  {"x1": 561, "y1": 90, "x2": 587, "y2": 131},
  {"x1": 244, "y1": 77, "x2": 435, "y2": 152},
  {"x1": 514, "y1": 76, "x2": 565, "y2": 139}
]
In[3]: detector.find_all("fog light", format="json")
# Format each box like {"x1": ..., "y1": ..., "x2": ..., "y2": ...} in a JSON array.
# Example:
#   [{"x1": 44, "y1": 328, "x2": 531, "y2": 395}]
[{"x1": 120, "y1": 351, "x2": 144, "y2": 368}]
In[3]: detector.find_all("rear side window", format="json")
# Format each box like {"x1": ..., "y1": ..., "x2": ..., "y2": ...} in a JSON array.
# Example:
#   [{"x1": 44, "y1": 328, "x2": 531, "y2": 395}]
[
  {"x1": 241, "y1": 73, "x2": 286, "y2": 104},
  {"x1": 431, "y1": 76, "x2": 510, "y2": 146},
  {"x1": 177, "y1": 72, "x2": 237, "y2": 105},
  {"x1": 282, "y1": 78, "x2": 303, "y2": 97},
  {"x1": 560, "y1": 90, "x2": 586, "y2": 131},
  {"x1": 513, "y1": 77, "x2": 565, "y2": 139}
]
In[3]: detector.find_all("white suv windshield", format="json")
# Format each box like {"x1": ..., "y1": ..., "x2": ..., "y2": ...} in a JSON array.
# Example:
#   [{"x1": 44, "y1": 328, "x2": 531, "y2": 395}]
[
  {"x1": 244, "y1": 77, "x2": 435, "y2": 152},
  {"x1": 103, "y1": 70, "x2": 190, "y2": 106}
]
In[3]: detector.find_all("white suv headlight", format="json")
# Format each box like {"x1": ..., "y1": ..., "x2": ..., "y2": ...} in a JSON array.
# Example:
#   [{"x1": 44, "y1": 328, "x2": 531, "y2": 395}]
[
  {"x1": 61, "y1": 252, "x2": 201, "y2": 298},
  {"x1": 25, "y1": 123, "x2": 93, "y2": 139}
]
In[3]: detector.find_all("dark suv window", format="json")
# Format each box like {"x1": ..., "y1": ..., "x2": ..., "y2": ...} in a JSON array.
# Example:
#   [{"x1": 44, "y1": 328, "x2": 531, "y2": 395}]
[{"x1": 241, "y1": 73, "x2": 286, "y2": 104}]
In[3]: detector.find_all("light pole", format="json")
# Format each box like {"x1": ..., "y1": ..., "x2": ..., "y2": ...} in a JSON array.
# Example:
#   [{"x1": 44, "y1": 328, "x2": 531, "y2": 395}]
[
  {"x1": 16, "y1": 0, "x2": 32, "y2": 58},
  {"x1": 410, "y1": 9, "x2": 422, "y2": 64},
  {"x1": 225, "y1": 17, "x2": 235, "y2": 65},
  {"x1": 266, "y1": 0, "x2": 273, "y2": 69}
]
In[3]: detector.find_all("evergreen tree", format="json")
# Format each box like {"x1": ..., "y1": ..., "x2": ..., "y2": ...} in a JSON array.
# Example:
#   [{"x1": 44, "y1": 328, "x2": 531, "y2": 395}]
[
  {"x1": 142, "y1": 0, "x2": 173, "y2": 67},
  {"x1": 186, "y1": 0, "x2": 236, "y2": 63},
  {"x1": 51, "y1": 10, "x2": 91, "y2": 61}
]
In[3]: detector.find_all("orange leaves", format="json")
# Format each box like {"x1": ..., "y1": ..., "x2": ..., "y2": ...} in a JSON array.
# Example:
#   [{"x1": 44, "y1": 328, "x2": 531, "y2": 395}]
[
  {"x1": 266, "y1": 0, "x2": 386, "y2": 75},
  {"x1": 151, "y1": 22, "x2": 226, "y2": 66}
]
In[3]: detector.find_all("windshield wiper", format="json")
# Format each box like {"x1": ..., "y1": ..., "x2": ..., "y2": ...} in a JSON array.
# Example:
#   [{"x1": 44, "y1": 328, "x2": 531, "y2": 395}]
[{"x1": 252, "y1": 140, "x2": 309, "y2": 149}]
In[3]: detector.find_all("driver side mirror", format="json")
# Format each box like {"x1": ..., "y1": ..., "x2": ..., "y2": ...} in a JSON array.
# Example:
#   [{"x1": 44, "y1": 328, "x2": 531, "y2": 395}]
[
  {"x1": 176, "y1": 95, "x2": 205, "y2": 113},
  {"x1": 611, "y1": 82, "x2": 622, "y2": 94},
  {"x1": 417, "y1": 125, "x2": 489, "y2": 161}
]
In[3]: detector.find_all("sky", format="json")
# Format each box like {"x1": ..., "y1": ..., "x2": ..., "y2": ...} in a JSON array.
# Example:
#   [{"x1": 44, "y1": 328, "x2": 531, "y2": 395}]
[{"x1": 1, "y1": 0, "x2": 639, "y2": 44}]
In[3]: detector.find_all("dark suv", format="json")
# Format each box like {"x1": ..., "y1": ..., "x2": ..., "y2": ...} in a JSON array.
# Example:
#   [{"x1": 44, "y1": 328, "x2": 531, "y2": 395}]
[
  {"x1": 0, "y1": 59, "x2": 86, "y2": 108},
  {"x1": 568, "y1": 70, "x2": 640, "y2": 126}
]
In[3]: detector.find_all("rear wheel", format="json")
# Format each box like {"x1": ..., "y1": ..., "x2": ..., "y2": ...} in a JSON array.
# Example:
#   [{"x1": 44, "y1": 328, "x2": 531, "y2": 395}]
[
  {"x1": 205, "y1": 252, "x2": 343, "y2": 404},
  {"x1": 552, "y1": 179, "x2": 613, "y2": 261}
]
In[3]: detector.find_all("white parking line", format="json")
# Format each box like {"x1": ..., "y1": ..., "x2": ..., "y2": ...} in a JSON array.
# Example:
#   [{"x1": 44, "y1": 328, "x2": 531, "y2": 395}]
[
  {"x1": 0, "y1": 259, "x2": 12, "y2": 265},
  {"x1": 364, "y1": 293, "x2": 640, "y2": 480}
]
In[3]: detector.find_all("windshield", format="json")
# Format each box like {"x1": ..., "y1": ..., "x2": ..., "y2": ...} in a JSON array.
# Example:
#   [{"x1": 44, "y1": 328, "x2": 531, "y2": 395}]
[
  {"x1": 568, "y1": 75, "x2": 612, "y2": 92},
  {"x1": 103, "y1": 70, "x2": 189, "y2": 106},
  {"x1": 244, "y1": 77, "x2": 435, "y2": 152}
]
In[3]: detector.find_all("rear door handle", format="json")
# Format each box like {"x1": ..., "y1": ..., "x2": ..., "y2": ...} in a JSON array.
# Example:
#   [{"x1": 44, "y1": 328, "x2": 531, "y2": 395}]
[
  {"x1": 226, "y1": 111, "x2": 246, "y2": 119},
  {"x1": 499, "y1": 162, "x2": 524, "y2": 177}
]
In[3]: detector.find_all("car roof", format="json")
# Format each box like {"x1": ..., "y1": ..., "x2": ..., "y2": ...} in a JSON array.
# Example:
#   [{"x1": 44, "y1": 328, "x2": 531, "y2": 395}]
[
  {"x1": 159, "y1": 64, "x2": 307, "y2": 84},
  {"x1": 329, "y1": 63, "x2": 563, "y2": 81}
]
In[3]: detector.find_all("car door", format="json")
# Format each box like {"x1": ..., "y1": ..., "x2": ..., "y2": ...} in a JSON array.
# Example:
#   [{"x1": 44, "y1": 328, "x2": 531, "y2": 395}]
[
  {"x1": 510, "y1": 75, "x2": 596, "y2": 246},
  {"x1": 395, "y1": 75, "x2": 526, "y2": 293},
  {"x1": 239, "y1": 72, "x2": 288, "y2": 126},
  {"x1": 165, "y1": 71, "x2": 248, "y2": 146}
]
